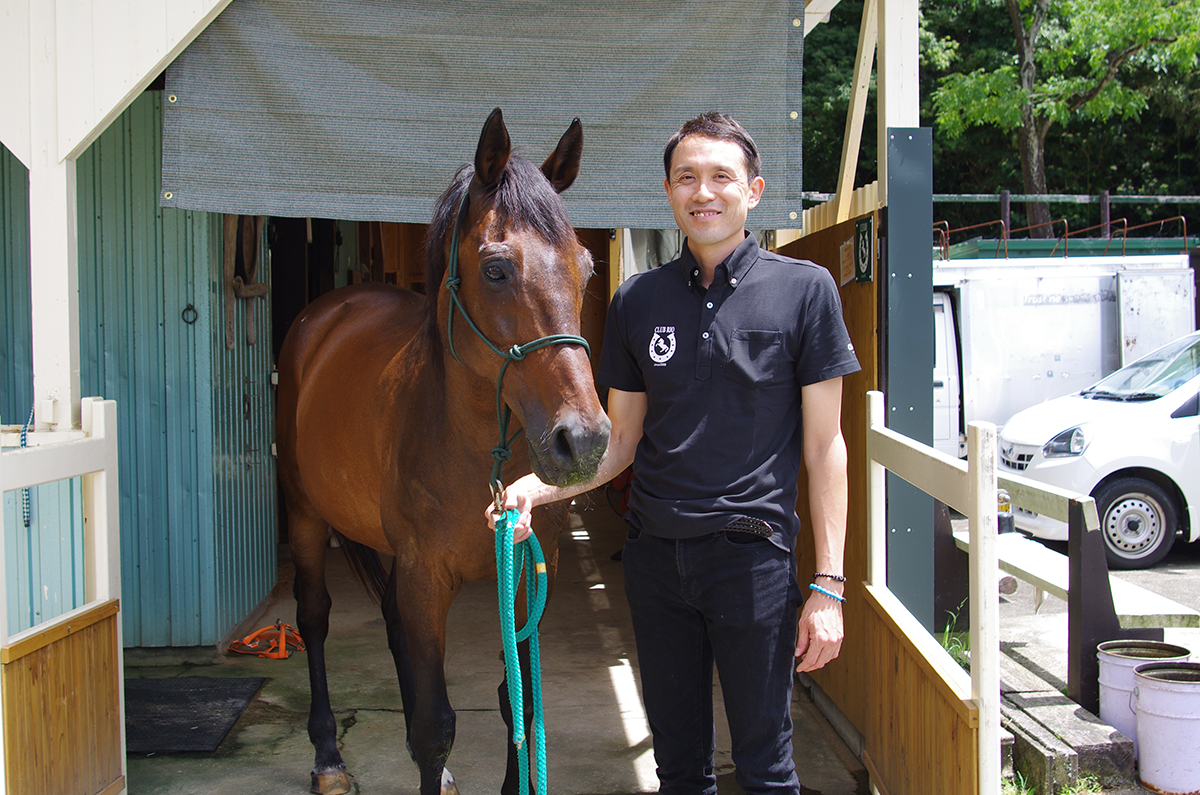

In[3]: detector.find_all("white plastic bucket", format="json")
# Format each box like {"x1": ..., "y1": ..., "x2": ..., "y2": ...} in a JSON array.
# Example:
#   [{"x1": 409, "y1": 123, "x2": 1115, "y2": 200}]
[
  {"x1": 1096, "y1": 639, "x2": 1190, "y2": 753},
  {"x1": 1134, "y1": 662, "x2": 1200, "y2": 795}
]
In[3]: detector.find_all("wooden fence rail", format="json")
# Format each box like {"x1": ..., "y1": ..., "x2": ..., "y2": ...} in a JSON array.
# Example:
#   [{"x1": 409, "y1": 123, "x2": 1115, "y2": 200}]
[
  {"x1": 864, "y1": 390, "x2": 1000, "y2": 795},
  {"x1": 1, "y1": 398, "x2": 124, "y2": 795}
]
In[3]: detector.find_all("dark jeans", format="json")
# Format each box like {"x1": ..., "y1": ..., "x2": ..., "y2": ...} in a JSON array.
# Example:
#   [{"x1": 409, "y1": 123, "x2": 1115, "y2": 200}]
[{"x1": 622, "y1": 527, "x2": 804, "y2": 795}]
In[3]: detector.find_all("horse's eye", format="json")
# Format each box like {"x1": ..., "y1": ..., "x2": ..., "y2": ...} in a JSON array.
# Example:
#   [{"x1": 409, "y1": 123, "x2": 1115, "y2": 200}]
[{"x1": 483, "y1": 262, "x2": 509, "y2": 283}]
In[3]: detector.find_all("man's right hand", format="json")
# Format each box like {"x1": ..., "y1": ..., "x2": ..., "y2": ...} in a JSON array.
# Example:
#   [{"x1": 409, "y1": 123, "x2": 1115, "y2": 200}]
[{"x1": 485, "y1": 481, "x2": 536, "y2": 544}]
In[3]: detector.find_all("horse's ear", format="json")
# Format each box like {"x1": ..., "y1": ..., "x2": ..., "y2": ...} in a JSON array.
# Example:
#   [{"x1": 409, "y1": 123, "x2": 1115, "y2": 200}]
[
  {"x1": 541, "y1": 118, "x2": 583, "y2": 193},
  {"x1": 475, "y1": 108, "x2": 512, "y2": 190}
]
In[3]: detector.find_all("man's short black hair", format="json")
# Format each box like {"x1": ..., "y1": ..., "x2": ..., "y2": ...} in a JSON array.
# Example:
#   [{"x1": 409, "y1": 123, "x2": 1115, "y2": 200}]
[{"x1": 663, "y1": 112, "x2": 762, "y2": 180}]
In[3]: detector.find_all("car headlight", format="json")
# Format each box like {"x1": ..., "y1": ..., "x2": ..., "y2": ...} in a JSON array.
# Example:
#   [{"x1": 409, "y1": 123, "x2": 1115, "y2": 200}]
[{"x1": 1043, "y1": 426, "x2": 1089, "y2": 458}]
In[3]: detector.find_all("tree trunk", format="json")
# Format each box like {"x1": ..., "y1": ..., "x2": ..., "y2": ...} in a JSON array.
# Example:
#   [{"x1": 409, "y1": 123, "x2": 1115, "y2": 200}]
[
  {"x1": 1016, "y1": 112, "x2": 1053, "y2": 237},
  {"x1": 1006, "y1": 0, "x2": 1053, "y2": 237}
]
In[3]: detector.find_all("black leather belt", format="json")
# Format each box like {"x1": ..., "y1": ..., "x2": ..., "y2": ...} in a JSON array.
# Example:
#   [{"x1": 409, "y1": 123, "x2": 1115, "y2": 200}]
[{"x1": 722, "y1": 516, "x2": 773, "y2": 538}]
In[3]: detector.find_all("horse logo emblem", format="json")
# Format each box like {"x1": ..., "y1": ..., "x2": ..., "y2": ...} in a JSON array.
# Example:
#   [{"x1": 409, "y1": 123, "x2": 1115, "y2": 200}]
[{"x1": 649, "y1": 326, "x2": 677, "y2": 364}]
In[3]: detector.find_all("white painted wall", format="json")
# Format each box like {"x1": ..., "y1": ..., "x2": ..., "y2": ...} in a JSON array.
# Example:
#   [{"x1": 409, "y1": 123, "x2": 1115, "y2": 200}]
[
  {"x1": 0, "y1": 0, "x2": 230, "y2": 429},
  {"x1": 2, "y1": 0, "x2": 231, "y2": 167}
]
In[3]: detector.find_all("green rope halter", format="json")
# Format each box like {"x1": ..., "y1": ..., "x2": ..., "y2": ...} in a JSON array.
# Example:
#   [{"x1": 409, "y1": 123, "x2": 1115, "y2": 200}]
[{"x1": 443, "y1": 189, "x2": 591, "y2": 492}]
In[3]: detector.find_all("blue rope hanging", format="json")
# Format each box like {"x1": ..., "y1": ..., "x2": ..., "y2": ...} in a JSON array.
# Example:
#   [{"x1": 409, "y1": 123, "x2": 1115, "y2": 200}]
[{"x1": 20, "y1": 404, "x2": 34, "y2": 528}]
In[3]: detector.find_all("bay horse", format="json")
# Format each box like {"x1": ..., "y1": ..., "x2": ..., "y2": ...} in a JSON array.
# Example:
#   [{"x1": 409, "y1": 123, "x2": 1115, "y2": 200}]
[{"x1": 275, "y1": 109, "x2": 611, "y2": 795}]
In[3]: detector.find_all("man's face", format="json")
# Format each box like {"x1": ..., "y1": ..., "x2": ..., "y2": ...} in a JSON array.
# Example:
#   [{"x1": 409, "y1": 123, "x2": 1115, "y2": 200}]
[{"x1": 664, "y1": 135, "x2": 764, "y2": 260}]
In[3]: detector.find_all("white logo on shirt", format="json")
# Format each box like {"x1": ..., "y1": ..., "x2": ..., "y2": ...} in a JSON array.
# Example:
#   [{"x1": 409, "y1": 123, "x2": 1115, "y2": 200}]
[{"x1": 649, "y1": 326, "x2": 677, "y2": 364}]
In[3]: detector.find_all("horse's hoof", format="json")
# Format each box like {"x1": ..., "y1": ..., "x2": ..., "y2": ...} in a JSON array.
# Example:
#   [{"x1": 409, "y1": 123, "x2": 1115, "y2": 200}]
[
  {"x1": 310, "y1": 765, "x2": 352, "y2": 795},
  {"x1": 441, "y1": 767, "x2": 460, "y2": 795}
]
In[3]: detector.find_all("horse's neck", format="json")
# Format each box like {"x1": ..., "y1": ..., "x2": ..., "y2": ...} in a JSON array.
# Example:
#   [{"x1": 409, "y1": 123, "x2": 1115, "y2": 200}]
[{"x1": 435, "y1": 350, "x2": 516, "y2": 460}]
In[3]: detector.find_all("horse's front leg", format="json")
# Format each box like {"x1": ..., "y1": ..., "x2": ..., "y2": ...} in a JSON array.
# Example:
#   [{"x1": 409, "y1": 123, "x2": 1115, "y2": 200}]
[
  {"x1": 393, "y1": 568, "x2": 460, "y2": 795},
  {"x1": 498, "y1": 636, "x2": 539, "y2": 795},
  {"x1": 290, "y1": 518, "x2": 352, "y2": 795},
  {"x1": 382, "y1": 561, "x2": 461, "y2": 795}
]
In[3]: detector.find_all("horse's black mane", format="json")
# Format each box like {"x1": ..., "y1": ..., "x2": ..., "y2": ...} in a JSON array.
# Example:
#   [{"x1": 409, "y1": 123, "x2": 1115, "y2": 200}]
[{"x1": 423, "y1": 155, "x2": 575, "y2": 328}]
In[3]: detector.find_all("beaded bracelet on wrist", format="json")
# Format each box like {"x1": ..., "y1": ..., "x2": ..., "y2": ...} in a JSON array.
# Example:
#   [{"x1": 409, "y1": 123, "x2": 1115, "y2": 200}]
[{"x1": 813, "y1": 572, "x2": 847, "y2": 582}]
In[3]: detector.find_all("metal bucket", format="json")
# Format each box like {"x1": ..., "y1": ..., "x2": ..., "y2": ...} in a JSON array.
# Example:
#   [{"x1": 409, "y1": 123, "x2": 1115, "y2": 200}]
[
  {"x1": 1134, "y1": 662, "x2": 1200, "y2": 795},
  {"x1": 1097, "y1": 640, "x2": 1191, "y2": 753}
]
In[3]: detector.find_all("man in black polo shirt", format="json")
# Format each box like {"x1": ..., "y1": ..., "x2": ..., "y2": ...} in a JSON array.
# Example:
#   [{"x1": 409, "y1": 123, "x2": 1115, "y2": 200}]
[{"x1": 492, "y1": 112, "x2": 859, "y2": 795}]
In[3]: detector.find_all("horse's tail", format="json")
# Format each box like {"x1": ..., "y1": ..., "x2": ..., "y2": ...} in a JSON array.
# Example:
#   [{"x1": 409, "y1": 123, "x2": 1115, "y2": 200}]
[{"x1": 335, "y1": 532, "x2": 390, "y2": 604}]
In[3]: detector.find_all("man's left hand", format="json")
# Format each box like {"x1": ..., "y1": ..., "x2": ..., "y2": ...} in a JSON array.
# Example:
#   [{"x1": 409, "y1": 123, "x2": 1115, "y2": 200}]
[{"x1": 794, "y1": 595, "x2": 844, "y2": 673}]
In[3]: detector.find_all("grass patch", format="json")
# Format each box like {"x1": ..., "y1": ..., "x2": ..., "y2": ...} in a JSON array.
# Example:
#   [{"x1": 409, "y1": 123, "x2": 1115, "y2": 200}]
[
  {"x1": 1001, "y1": 772, "x2": 1103, "y2": 795},
  {"x1": 1002, "y1": 772, "x2": 1033, "y2": 795},
  {"x1": 938, "y1": 599, "x2": 970, "y2": 670}
]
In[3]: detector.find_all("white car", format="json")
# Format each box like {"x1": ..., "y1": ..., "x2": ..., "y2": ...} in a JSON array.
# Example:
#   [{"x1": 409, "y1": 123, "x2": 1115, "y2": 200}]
[{"x1": 998, "y1": 330, "x2": 1200, "y2": 569}]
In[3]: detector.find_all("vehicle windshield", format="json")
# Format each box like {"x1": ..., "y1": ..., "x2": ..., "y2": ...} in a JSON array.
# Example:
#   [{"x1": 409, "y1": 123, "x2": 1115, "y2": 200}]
[{"x1": 1081, "y1": 333, "x2": 1200, "y2": 401}]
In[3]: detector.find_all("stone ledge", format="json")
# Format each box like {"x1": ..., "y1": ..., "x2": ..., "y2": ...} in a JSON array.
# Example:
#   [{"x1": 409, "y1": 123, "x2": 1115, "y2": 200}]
[{"x1": 1001, "y1": 654, "x2": 1138, "y2": 792}]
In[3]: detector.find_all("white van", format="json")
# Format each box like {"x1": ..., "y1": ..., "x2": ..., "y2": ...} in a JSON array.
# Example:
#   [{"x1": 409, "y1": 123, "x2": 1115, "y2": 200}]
[{"x1": 998, "y1": 331, "x2": 1200, "y2": 569}]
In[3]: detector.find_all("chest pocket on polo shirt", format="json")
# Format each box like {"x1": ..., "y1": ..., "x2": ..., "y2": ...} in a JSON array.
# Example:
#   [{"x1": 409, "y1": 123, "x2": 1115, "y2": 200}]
[{"x1": 724, "y1": 329, "x2": 787, "y2": 388}]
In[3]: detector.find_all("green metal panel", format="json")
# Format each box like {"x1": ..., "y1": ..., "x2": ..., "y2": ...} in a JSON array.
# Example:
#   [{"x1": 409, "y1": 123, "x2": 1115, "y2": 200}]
[
  {"x1": 3, "y1": 478, "x2": 85, "y2": 636},
  {"x1": 76, "y1": 92, "x2": 276, "y2": 647},
  {"x1": 1, "y1": 143, "x2": 86, "y2": 637},
  {"x1": 884, "y1": 128, "x2": 936, "y2": 631},
  {"x1": 1, "y1": 143, "x2": 33, "y2": 423}
]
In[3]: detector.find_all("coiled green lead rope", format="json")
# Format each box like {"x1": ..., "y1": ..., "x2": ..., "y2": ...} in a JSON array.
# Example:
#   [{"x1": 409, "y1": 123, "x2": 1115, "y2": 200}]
[{"x1": 494, "y1": 507, "x2": 549, "y2": 795}]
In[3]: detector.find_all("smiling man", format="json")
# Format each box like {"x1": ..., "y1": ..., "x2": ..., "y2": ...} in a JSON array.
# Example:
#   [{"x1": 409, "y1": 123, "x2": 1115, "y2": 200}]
[{"x1": 493, "y1": 112, "x2": 859, "y2": 795}]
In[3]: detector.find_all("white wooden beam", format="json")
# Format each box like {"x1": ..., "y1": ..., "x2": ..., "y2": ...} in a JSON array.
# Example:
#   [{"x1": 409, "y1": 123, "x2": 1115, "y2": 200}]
[
  {"x1": 866, "y1": 390, "x2": 1003, "y2": 795},
  {"x1": 59, "y1": 0, "x2": 234, "y2": 160},
  {"x1": 804, "y1": 0, "x2": 844, "y2": 35},
  {"x1": 9, "y1": 0, "x2": 231, "y2": 429},
  {"x1": 0, "y1": 1, "x2": 33, "y2": 166},
  {"x1": 835, "y1": 0, "x2": 878, "y2": 223},
  {"x1": 876, "y1": 0, "x2": 920, "y2": 204},
  {"x1": 966, "y1": 421, "x2": 1001, "y2": 795},
  {"x1": 28, "y1": 0, "x2": 82, "y2": 429}
]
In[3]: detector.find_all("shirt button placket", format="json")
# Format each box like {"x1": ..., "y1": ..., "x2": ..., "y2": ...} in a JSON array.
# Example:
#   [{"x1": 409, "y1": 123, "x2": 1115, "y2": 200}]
[{"x1": 696, "y1": 293, "x2": 716, "y2": 380}]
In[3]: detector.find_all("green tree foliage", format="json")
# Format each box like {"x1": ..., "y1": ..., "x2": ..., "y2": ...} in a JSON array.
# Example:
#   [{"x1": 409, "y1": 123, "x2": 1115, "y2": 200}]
[
  {"x1": 931, "y1": 0, "x2": 1200, "y2": 235},
  {"x1": 803, "y1": 0, "x2": 1200, "y2": 238},
  {"x1": 802, "y1": 0, "x2": 879, "y2": 195}
]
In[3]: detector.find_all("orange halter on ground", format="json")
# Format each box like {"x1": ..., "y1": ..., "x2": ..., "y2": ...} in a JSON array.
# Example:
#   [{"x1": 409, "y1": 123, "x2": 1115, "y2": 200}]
[{"x1": 228, "y1": 619, "x2": 306, "y2": 659}]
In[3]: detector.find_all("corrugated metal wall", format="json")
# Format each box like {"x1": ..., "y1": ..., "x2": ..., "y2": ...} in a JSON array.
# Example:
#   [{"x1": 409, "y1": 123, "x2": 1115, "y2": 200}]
[
  {"x1": 1, "y1": 144, "x2": 33, "y2": 423},
  {"x1": 209, "y1": 221, "x2": 278, "y2": 642},
  {"x1": 75, "y1": 92, "x2": 276, "y2": 647},
  {"x1": 2, "y1": 144, "x2": 89, "y2": 637},
  {"x1": 3, "y1": 480, "x2": 86, "y2": 635}
]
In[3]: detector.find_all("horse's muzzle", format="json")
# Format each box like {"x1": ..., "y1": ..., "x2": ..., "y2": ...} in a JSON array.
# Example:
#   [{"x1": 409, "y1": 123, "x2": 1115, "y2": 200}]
[{"x1": 533, "y1": 413, "x2": 611, "y2": 487}]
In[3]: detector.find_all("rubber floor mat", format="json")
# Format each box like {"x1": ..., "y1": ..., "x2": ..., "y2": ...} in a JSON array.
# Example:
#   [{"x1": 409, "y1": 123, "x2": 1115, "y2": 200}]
[{"x1": 124, "y1": 676, "x2": 265, "y2": 754}]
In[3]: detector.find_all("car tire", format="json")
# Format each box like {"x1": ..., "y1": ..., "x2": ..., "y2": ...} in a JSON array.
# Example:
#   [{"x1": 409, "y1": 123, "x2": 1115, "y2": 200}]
[{"x1": 1093, "y1": 477, "x2": 1178, "y2": 570}]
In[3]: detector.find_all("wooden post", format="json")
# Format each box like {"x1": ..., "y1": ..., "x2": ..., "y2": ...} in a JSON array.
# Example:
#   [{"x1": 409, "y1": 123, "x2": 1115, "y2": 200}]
[
  {"x1": 966, "y1": 421, "x2": 1000, "y2": 795},
  {"x1": 834, "y1": 0, "x2": 877, "y2": 224},
  {"x1": 27, "y1": 0, "x2": 82, "y2": 429},
  {"x1": 608, "y1": 229, "x2": 623, "y2": 299},
  {"x1": 1067, "y1": 497, "x2": 1160, "y2": 713},
  {"x1": 866, "y1": 391, "x2": 887, "y2": 587},
  {"x1": 876, "y1": 0, "x2": 920, "y2": 204}
]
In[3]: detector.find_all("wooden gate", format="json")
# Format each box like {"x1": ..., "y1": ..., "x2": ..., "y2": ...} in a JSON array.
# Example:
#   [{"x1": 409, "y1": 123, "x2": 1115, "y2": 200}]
[
  {"x1": 862, "y1": 390, "x2": 1001, "y2": 795},
  {"x1": 1, "y1": 398, "x2": 124, "y2": 795},
  {"x1": 783, "y1": 212, "x2": 1000, "y2": 795}
]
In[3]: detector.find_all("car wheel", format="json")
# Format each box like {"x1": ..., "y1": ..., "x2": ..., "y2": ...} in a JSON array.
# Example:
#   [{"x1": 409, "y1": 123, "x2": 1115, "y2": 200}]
[{"x1": 1093, "y1": 477, "x2": 1178, "y2": 570}]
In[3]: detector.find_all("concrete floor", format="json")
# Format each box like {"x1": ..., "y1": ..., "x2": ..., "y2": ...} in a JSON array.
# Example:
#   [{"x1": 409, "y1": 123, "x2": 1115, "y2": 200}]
[{"x1": 124, "y1": 494, "x2": 870, "y2": 795}]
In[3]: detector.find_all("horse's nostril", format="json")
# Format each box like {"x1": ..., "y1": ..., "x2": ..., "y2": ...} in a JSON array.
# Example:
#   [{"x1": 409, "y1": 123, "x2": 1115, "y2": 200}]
[{"x1": 552, "y1": 426, "x2": 574, "y2": 463}]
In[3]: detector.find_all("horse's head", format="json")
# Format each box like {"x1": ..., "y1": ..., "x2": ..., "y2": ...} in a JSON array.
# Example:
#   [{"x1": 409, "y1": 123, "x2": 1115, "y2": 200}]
[{"x1": 428, "y1": 109, "x2": 610, "y2": 488}]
